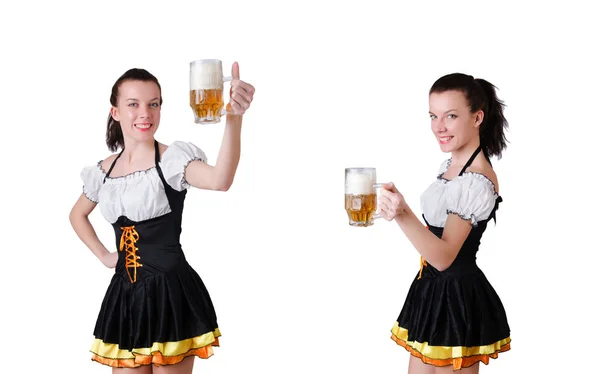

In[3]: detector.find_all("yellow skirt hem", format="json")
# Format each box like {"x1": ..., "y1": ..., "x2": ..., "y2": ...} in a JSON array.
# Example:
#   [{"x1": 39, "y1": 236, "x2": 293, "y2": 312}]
[
  {"x1": 391, "y1": 323, "x2": 510, "y2": 371},
  {"x1": 90, "y1": 330, "x2": 221, "y2": 368}
]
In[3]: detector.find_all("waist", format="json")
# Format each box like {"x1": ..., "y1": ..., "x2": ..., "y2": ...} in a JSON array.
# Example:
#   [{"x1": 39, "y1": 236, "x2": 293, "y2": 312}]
[
  {"x1": 114, "y1": 224, "x2": 186, "y2": 283},
  {"x1": 115, "y1": 247, "x2": 187, "y2": 283},
  {"x1": 419, "y1": 257, "x2": 482, "y2": 279}
]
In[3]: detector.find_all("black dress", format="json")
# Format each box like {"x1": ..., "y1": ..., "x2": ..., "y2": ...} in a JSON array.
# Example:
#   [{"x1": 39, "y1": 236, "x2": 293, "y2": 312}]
[
  {"x1": 81, "y1": 140, "x2": 220, "y2": 368},
  {"x1": 391, "y1": 147, "x2": 511, "y2": 371}
]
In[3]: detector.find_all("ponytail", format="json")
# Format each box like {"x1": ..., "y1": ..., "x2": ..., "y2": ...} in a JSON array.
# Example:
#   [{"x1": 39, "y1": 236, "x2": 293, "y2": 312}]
[
  {"x1": 475, "y1": 79, "x2": 509, "y2": 159},
  {"x1": 106, "y1": 113, "x2": 124, "y2": 153}
]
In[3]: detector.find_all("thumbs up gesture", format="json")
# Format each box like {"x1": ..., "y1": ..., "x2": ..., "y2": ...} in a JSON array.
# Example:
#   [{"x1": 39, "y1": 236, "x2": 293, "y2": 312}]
[{"x1": 228, "y1": 61, "x2": 255, "y2": 116}]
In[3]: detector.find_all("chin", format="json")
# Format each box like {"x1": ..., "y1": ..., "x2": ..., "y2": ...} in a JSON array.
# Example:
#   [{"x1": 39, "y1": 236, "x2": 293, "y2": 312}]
[
  {"x1": 137, "y1": 129, "x2": 157, "y2": 138},
  {"x1": 127, "y1": 133, "x2": 156, "y2": 143}
]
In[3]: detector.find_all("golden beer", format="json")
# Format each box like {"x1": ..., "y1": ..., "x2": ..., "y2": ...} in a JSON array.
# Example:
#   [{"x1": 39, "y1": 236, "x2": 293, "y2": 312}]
[
  {"x1": 190, "y1": 88, "x2": 224, "y2": 122},
  {"x1": 345, "y1": 167, "x2": 382, "y2": 227},
  {"x1": 189, "y1": 59, "x2": 230, "y2": 124},
  {"x1": 345, "y1": 193, "x2": 377, "y2": 226}
]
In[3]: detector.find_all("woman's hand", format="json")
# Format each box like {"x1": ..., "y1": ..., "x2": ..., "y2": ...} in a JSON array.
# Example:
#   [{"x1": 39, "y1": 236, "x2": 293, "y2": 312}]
[
  {"x1": 101, "y1": 251, "x2": 118, "y2": 269},
  {"x1": 227, "y1": 62, "x2": 255, "y2": 115},
  {"x1": 378, "y1": 182, "x2": 409, "y2": 221}
]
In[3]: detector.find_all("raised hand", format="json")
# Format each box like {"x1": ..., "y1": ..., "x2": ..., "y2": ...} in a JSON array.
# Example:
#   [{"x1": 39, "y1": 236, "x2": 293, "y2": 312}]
[{"x1": 228, "y1": 61, "x2": 255, "y2": 115}]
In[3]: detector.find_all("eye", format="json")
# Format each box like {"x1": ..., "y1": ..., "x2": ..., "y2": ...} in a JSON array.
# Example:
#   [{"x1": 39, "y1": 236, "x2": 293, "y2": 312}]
[
  {"x1": 429, "y1": 114, "x2": 437, "y2": 120},
  {"x1": 447, "y1": 114, "x2": 457, "y2": 119},
  {"x1": 128, "y1": 103, "x2": 138, "y2": 107},
  {"x1": 150, "y1": 103, "x2": 160, "y2": 108}
]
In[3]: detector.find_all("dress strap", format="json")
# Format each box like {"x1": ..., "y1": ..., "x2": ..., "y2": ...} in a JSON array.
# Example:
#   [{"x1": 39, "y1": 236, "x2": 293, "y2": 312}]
[
  {"x1": 154, "y1": 139, "x2": 161, "y2": 165},
  {"x1": 458, "y1": 146, "x2": 482, "y2": 176},
  {"x1": 154, "y1": 140, "x2": 168, "y2": 186},
  {"x1": 482, "y1": 149, "x2": 493, "y2": 167},
  {"x1": 153, "y1": 140, "x2": 176, "y2": 196},
  {"x1": 103, "y1": 148, "x2": 124, "y2": 183}
]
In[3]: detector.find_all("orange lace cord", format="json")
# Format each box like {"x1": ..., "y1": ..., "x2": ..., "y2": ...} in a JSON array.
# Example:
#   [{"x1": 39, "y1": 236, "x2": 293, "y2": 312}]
[
  {"x1": 119, "y1": 226, "x2": 142, "y2": 283},
  {"x1": 418, "y1": 225, "x2": 429, "y2": 280},
  {"x1": 417, "y1": 256, "x2": 428, "y2": 280}
]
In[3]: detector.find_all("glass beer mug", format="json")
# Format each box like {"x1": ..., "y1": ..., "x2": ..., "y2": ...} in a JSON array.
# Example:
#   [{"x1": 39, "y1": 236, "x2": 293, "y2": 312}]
[
  {"x1": 345, "y1": 168, "x2": 384, "y2": 227},
  {"x1": 189, "y1": 59, "x2": 232, "y2": 124}
]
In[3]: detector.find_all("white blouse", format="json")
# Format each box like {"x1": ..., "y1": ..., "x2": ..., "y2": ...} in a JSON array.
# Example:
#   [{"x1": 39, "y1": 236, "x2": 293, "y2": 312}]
[
  {"x1": 80, "y1": 141, "x2": 207, "y2": 224},
  {"x1": 420, "y1": 159, "x2": 499, "y2": 228}
]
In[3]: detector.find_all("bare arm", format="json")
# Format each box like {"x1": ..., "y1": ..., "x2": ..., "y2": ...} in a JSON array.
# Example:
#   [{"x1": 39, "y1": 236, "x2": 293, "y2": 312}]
[
  {"x1": 69, "y1": 194, "x2": 114, "y2": 266},
  {"x1": 183, "y1": 114, "x2": 242, "y2": 191},
  {"x1": 378, "y1": 182, "x2": 472, "y2": 271},
  {"x1": 393, "y1": 205, "x2": 472, "y2": 271}
]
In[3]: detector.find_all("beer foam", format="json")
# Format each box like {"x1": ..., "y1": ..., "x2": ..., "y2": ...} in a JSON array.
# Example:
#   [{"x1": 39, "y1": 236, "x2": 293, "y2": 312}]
[
  {"x1": 346, "y1": 173, "x2": 374, "y2": 194},
  {"x1": 190, "y1": 61, "x2": 223, "y2": 89}
]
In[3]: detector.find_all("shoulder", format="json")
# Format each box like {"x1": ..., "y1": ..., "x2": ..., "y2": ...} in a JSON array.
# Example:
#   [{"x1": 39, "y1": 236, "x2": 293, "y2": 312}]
[
  {"x1": 98, "y1": 153, "x2": 120, "y2": 173},
  {"x1": 81, "y1": 151, "x2": 121, "y2": 184},
  {"x1": 159, "y1": 141, "x2": 208, "y2": 191},
  {"x1": 80, "y1": 156, "x2": 111, "y2": 203},
  {"x1": 463, "y1": 160, "x2": 499, "y2": 195},
  {"x1": 444, "y1": 173, "x2": 498, "y2": 226},
  {"x1": 450, "y1": 172, "x2": 497, "y2": 197},
  {"x1": 446, "y1": 172, "x2": 498, "y2": 223},
  {"x1": 161, "y1": 140, "x2": 207, "y2": 163},
  {"x1": 436, "y1": 158, "x2": 451, "y2": 177}
]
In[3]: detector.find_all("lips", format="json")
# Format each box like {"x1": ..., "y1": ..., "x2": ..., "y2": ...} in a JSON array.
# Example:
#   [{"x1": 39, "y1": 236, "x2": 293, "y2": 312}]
[
  {"x1": 135, "y1": 123, "x2": 153, "y2": 132},
  {"x1": 439, "y1": 136, "x2": 453, "y2": 144}
]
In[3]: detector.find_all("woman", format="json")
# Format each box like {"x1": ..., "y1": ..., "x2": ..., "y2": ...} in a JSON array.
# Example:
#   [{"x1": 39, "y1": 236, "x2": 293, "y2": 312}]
[
  {"x1": 69, "y1": 62, "x2": 255, "y2": 373},
  {"x1": 378, "y1": 73, "x2": 511, "y2": 373}
]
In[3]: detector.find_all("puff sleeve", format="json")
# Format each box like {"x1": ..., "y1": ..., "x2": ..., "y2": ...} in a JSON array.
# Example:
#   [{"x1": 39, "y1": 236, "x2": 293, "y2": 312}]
[
  {"x1": 437, "y1": 159, "x2": 451, "y2": 178},
  {"x1": 445, "y1": 174, "x2": 497, "y2": 227},
  {"x1": 80, "y1": 161, "x2": 104, "y2": 203},
  {"x1": 160, "y1": 141, "x2": 208, "y2": 191}
]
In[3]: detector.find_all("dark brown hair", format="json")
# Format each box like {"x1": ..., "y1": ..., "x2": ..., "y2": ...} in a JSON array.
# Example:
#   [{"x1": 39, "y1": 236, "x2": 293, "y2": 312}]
[
  {"x1": 106, "y1": 68, "x2": 163, "y2": 152},
  {"x1": 430, "y1": 73, "x2": 509, "y2": 159}
]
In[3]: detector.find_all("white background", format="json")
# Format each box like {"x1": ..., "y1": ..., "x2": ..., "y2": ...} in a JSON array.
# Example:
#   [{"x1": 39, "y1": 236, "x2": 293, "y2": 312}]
[{"x1": 1, "y1": 1, "x2": 598, "y2": 373}]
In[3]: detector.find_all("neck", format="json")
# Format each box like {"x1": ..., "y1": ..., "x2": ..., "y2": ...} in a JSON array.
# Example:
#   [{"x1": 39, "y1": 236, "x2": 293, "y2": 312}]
[
  {"x1": 120, "y1": 138, "x2": 155, "y2": 164},
  {"x1": 451, "y1": 140, "x2": 481, "y2": 167}
]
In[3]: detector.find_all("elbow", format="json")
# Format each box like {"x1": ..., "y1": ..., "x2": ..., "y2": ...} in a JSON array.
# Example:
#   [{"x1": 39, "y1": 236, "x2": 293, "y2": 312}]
[
  {"x1": 428, "y1": 248, "x2": 460, "y2": 272},
  {"x1": 69, "y1": 208, "x2": 77, "y2": 224},
  {"x1": 433, "y1": 262, "x2": 451, "y2": 272},
  {"x1": 429, "y1": 260, "x2": 452, "y2": 272},
  {"x1": 69, "y1": 209, "x2": 79, "y2": 229},
  {"x1": 437, "y1": 256, "x2": 456, "y2": 271},
  {"x1": 213, "y1": 178, "x2": 234, "y2": 192},
  {"x1": 69, "y1": 207, "x2": 88, "y2": 226}
]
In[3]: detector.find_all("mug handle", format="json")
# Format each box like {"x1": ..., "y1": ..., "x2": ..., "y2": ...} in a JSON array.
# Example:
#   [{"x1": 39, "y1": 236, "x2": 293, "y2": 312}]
[
  {"x1": 220, "y1": 75, "x2": 233, "y2": 116},
  {"x1": 373, "y1": 182, "x2": 384, "y2": 220}
]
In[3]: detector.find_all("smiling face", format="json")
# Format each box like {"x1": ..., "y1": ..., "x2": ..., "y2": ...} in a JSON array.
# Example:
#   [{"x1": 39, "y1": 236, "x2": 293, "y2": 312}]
[
  {"x1": 429, "y1": 90, "x2": 483, "y2": 153},
  {"x1": 110, "y1": 80, "x2": 161, "y2": 144}
]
